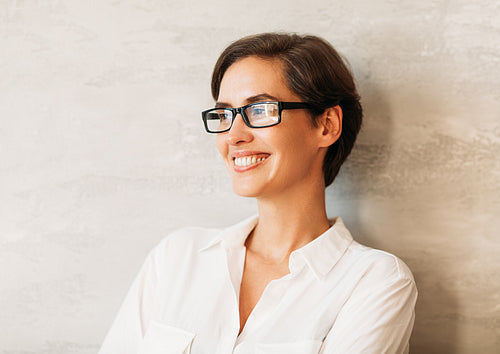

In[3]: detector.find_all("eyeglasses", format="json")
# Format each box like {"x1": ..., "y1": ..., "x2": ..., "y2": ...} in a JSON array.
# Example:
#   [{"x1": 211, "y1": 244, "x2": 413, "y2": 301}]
[{"x1": 201, "y1": 101, "x2": 313, "y2": 133}]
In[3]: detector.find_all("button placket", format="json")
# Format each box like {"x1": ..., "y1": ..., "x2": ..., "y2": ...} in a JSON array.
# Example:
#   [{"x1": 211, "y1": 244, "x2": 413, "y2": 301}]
[
  {"x1": 224, "y1": 246, "x2": 247, "y2": 350},
  {"x1": 236, "y1": 274, "x2": 292, "y2": 343}
]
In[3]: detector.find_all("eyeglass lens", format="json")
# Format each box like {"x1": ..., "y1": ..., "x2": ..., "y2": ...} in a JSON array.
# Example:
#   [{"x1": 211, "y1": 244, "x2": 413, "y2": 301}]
[
  {"x1": 205, "y1": 103, "x2": 280, "y2": 132},
  {"x1": 245, "y1": 103, "x2": 279, "y2": 126},
  {"x1": 205, "y1": 109, "x2": 233, "y2": 132}
]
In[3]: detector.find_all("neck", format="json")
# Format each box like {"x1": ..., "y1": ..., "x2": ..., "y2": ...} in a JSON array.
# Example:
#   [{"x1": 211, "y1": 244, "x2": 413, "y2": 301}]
[{"x1": 245, "y1": 179, "x2": 331, "y2": 264}]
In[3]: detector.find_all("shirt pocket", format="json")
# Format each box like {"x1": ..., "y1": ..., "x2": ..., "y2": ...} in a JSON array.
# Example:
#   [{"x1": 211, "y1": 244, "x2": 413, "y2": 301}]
[
  {"x1": 256, "y1": 339, "x2": 323, "y2": 354},
  {"x1": 138, "y1": 321, "x2": 195, "y2": 354}
]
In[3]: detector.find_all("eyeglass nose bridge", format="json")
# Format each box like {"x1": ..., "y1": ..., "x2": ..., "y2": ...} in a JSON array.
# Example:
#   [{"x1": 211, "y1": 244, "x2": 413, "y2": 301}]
[{"x1": 227, "y1": 107, "x2": 252, "y2": 130}]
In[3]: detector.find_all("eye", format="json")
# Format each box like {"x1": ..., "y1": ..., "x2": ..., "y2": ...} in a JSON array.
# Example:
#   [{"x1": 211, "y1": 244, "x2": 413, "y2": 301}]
[
  {"x1": 252, "y1": 107, "x2": 266, "y2": 116},
  {"x1": 204, "y1": 109, "x2": 233, "y2": 132},
  {"x1": 218, "y1": 111, "x2": 231, "y2": 121},
  {"x1": 249, "y1": 103, "x2": 274, "y2": 117}
]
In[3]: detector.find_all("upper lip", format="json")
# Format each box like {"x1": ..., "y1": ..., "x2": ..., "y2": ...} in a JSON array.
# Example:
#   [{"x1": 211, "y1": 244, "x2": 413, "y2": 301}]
[{"x1": 230, "y1": 150, "x2": 270, "y2": 159}]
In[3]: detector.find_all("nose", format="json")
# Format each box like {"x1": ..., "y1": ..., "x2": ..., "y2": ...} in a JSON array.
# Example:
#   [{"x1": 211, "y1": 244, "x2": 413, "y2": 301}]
[{"x1": 226, "y1": 113, "x2": 253, "y2": 145}]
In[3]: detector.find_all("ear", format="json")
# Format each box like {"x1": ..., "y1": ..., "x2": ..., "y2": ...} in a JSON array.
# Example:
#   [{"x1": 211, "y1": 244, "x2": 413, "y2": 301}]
[{"x1": 317, "y1": 105, "x2": 342, "y2": 148}]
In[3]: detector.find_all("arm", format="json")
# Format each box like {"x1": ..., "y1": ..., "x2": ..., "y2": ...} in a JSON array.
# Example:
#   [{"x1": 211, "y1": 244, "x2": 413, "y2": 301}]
[{"x1": 320, "y1": 259, "x2": 418, "y2": 354}]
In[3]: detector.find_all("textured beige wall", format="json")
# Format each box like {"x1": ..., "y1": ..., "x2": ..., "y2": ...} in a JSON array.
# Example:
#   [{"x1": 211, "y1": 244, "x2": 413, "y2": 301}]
[{"x1": 1, "y1": 1, "x2": 498, "y2": 353}]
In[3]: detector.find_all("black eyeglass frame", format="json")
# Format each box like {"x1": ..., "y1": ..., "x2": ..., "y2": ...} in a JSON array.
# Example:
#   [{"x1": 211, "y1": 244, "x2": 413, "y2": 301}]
[{"x1": 201, "y1": 101, "x2": 314, "y2": 133}]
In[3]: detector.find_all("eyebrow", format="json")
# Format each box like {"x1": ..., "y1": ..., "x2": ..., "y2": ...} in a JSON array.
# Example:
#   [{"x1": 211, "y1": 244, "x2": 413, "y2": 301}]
[{"x1": 215, "y1": 93, "x2": 279, "y2": 108}]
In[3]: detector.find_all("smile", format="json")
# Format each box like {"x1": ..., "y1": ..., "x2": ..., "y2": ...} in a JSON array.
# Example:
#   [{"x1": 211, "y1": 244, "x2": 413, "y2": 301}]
[{"x1": 233, "y1": 154, "x2": 269, "y2": 167}]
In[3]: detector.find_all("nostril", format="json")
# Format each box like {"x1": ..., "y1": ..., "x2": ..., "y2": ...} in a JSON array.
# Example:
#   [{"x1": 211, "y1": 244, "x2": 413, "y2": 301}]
[
  {"x1": 226, "y1": 135, "x2": 248, "y2": 145},
  {"x1": 226, "y1": 116, "x2": 253, "y2": 145}
]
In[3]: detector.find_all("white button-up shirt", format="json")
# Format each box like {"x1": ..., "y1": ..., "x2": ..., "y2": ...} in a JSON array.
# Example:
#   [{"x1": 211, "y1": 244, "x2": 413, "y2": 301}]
[{"x1": 99, "y1": 216, "x2": 417, "y2": 354}]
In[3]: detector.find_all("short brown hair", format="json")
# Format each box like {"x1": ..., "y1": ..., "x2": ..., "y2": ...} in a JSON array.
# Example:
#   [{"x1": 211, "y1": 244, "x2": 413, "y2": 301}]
[{"x1": 211, "y1": 32, "x2": 363, "y2": 187}]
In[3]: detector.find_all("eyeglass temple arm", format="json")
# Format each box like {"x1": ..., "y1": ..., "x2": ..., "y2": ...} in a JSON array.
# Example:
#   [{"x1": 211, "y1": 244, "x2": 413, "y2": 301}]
[{"x1": 280, "y1": 102, "x2": 314, "y2": 109}]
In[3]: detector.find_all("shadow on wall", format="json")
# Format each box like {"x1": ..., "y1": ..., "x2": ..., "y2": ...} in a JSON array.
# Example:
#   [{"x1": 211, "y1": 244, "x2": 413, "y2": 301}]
[{"x1": 325, "y1": 79, "x2": 460, "y2": 353}]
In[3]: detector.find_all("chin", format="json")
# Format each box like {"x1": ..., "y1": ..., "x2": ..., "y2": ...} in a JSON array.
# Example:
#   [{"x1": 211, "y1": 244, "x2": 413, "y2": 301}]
[{"x1": 231, "y1": 181, "x2": 263, "y2": 198}]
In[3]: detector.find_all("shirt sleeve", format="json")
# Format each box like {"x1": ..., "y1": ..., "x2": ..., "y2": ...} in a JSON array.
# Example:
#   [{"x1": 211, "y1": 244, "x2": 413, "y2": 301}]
[
  {"x1": 98, "y1": 247, "x2": 160, "y2": 354},
  {"x1": 319, "y1": 256, "x2": 418, "y2": 354}
]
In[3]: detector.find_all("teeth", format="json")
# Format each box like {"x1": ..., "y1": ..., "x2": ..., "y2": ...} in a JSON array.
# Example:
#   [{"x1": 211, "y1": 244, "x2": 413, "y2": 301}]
[{"x1": 234, "y1": 155, "x2": 267, "y2": 167}]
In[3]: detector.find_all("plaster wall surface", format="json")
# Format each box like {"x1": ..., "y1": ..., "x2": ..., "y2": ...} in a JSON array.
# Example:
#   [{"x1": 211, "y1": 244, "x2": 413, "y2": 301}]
[{"x1": 0, "y1": 1, "x2": 498, "y2": 353}]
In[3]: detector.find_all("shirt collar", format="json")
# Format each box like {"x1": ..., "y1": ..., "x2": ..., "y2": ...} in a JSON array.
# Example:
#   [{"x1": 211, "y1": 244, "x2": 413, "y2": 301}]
[
  {"x1": 198, "y1": 215, "x2": 259, "y2": 252},
  {"x1": 289, "y1": 217, "x2": 354, "y2": 280},
  {"x1": 198, "y1": 215, "x2": 353, "y2": 281}
]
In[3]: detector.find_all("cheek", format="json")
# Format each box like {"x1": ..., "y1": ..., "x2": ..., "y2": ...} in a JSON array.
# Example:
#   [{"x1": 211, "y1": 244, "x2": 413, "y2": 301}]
[
  {"x1": 216, "y1": 135, "x2": 227, "y2": 159},
  {"x1": 277, "y1": 125, "x2": 318, "y2": 163}
]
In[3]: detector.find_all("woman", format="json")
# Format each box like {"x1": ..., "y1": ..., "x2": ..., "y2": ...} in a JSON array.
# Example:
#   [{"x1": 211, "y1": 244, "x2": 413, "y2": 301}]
[{"x1": 99, "y1": 33, "x2": 417, "y2": 354}]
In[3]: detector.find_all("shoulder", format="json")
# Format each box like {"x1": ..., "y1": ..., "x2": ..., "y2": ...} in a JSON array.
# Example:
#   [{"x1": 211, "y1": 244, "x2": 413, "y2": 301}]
[
  {"x1": 154, "y1": 225, "x2": 222, "y2": 253},
  {"x1": 333, "y1": 241, "x2": 418, "y2": 318},
  {"x1": 321, "y1": 240, "x2": 417, "y2": 353},
  {"x1": 327, "y1": 217, "x2": 414, "y2": 285},
  {"x1": 163, "y1": 226, "x2": 222, "y2": 247},
  {"x1": 144, "y1": 226, "x2": 223, "y2": 267},
  {"x1": 343, "y1": 241, "x2": 415, "y2": 286}
]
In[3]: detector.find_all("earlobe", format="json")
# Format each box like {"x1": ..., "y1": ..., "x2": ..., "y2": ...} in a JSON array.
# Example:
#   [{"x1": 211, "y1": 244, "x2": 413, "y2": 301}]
[{"x1": 318, "y1": 105, "x2": 343, "y2": 147}]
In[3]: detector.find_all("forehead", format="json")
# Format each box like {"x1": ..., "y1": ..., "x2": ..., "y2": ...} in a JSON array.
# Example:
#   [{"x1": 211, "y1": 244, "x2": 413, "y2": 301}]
[{"x1": 218, "y1": 56, "x2": 300, "y2": 104}]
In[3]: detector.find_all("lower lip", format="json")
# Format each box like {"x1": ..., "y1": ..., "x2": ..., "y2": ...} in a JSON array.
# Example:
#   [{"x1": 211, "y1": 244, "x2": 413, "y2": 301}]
[{"x1": 233, "y1": 157, "x2": 269, "y2": 172}]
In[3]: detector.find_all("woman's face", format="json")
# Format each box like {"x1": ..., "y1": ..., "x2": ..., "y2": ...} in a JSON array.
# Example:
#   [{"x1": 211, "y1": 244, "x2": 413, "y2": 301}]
[{"x1": 215, "y1": 56, "x2": 327, "y2": 199}]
